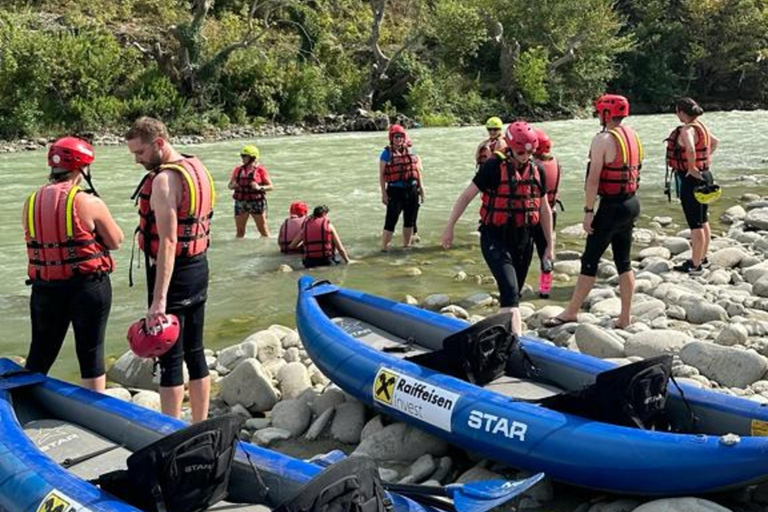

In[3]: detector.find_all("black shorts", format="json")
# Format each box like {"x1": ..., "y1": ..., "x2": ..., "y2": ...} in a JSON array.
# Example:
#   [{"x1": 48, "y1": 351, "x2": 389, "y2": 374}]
[
  {"x1": 26, "y1": 274, "x2": 112, "y2": 379},
  {"x1": 677, "y1": 172, "x2": 710, "y2": 229},
  {"x1": 384, "y1": 185, "x2": 419, "y2": 232},
  {"x1": 480, "y1": 226, "x2": 535, "y2": 308},
  {"x1": 146, "y1": 254, "x2": 210, "y2": 387},
  {"x1": 234, "y1": 198, "x2": 266, "y2": 216},
  {"x1": 581, "y1": 195, "x2": 640, "y2": 277}
]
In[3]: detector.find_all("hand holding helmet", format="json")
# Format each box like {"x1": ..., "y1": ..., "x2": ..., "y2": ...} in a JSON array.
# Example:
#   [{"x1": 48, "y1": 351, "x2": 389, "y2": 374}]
[{"x1": 127, "y1": 314, "x2": 181, "y2": 358}]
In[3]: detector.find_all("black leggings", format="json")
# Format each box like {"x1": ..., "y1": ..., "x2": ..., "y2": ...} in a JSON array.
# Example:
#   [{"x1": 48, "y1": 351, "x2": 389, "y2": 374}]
[
  {"x1": 581, "y1": 195, "x2": 640, "y2": 277},
  {"x1": 26, "y1": 274, "x2": 111, "y2": 379},
  {"x1": 146, "y1": 255, "x2": 210, "y2": 387},
  {"x1": 480, "y1": 227, "x2": 535, "y2": 308},
  {"x1": 678, "y1": 172, "x2": 710, "y2": 229},
  {"x1": 384, "y1": 186, "x2": 419, "y2": 232},
  {"x1": 533, "y1": 211, "x2": 557, "y2": 270}
]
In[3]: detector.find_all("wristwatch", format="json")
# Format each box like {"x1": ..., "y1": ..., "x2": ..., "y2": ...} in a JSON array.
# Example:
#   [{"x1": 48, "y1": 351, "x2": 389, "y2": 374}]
[{"x1": 583, "y1": 206, "x2": 595, "y2": 214}]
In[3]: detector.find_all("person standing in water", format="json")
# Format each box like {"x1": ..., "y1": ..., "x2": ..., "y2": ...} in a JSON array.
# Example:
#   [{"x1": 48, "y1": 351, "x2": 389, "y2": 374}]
[
  {"x1": 278, "y1": 201, "x2": 308, "y2": 253},
  {"x1": 441, "y1": 121, "x2": 554, "y2": 335},
  {"x1": 475, "y1": 117, "x2": 508, "y2": 169},
  {"x1": 380, "y1": 125, "x2": 425, "y2": 251},
  {"x1": 126, "y1": 117, "x2": 214, "y2": 422},
  {"x1": 23, "y1": 137, "x2": 123, "y2": 392},
  {"x1": 544, "y1": 94, "x2": 643, "y2": 329},
  {"x1": 532, "y1": 128, "x2": 562, "y2": 298},
  {"x1": 289, "y1": 205, "x2": 352, "y2": 268},
  {"x1": 228, "y1": 145, "x2": 273, "y2": 238},
  {"x1": 666, "y1": 98, "x2": 719, "y2": 274}
]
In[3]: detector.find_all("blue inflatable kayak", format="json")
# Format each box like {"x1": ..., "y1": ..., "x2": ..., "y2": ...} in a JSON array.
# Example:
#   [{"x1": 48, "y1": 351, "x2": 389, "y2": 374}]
[
  {"x1": 0, "y1": 358, "x2": 539, "y2": 512},
  {"x1": 296, "y1": 276, "x2": 768, "y2": 495}
]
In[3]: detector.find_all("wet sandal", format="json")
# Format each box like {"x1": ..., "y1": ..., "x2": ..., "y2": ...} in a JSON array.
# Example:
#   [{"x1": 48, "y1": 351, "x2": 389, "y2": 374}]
[{"x1": 542, "y1": 316, "x2": 572, "y2": 328}]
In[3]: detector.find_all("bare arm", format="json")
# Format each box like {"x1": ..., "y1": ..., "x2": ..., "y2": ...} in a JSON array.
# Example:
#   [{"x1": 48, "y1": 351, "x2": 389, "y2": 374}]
[
  {"x1": 288, "y1": 229, "x2": 305, "y2": 250},
  {"x1": 680, "y1": 126, "x2": 700, "y2": 177},
  {"x1": 228, "y1": 168, "x2": 238, "y2": 190},
  {"x1": 147, "y1": 171, "x2": 180, "y2": 324},
  {"x1": 441, "y1": 182, "x2": 481, "y2": 249},
  {"x1": 539, "y1": 198, "x2": 554, "y2": 261},
  {"x1": 415, "y1": 156, "x2": 425, "y2": 200},
  {"x1": 710, "y1": 132, "x2": 720, "y2": 154},
  {"x1": 379, "y1": 160, "x2": 388, "y2": 204},
  {"x1": 583, "y1": 136, "x2": 606, "y2": 235},
  {"x1": 85, "y1": 195, "x2": 124, "y2": 250},
  {"x1": 331, "y1": 225, "x2": 350, "y2": 263},
  {"x1": 256, "y1": 169, "x2": 274, "y2": 192}
]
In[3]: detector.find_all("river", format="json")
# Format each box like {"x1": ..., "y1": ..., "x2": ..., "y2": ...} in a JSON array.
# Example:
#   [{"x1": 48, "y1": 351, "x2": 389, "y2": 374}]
[{"x1": 1, "y1": 111, "x2": 767, "y2": 379}]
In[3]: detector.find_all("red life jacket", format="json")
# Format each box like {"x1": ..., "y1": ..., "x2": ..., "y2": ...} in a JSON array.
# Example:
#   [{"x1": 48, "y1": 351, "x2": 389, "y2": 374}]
[
  {"x1": 535, "y1": 156, "x2": 561, "y2": 208},
  {"x1": 477, "y1": 137, "x2": 503, "y2": 165},
  {"x1": 597, "y1": 126, "x2": 643, "y2": 197},
  {"x1": 279, "y1": 216, "x2": 305, "y2": 253},
  {"x1": 135, "y1": 156, "x2": 216, "y2": 259},
  {"x1": 665, "y1": 120, "x2": 711, "y2": 173},
  {"x1": 25, "y1": 182, "x2": 114, "y2": 281},
  {"x1": 232, "y1": 164, "x2": 267, "y2": 201},
  {"x1": 383, "y1": 146, "x2": 418, "y2": 183},
  {"x1": 479, "y1": 153, "x2": 545, "y2": 228},
  {"x1": 303, "y1": 216, "x2": 334, "y2": 259}
]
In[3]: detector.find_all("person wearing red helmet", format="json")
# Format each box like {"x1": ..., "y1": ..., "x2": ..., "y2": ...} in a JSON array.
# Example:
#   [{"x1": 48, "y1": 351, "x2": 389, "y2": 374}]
[
  {"x1": 228, "y1": 144, "x2": 273, "y2": 238},
  {"x1": 545, "y1": 94, "x2": 643, "y2": 329},
  {"x1": 22, "y1": 136, "x2": 124, "y2": 392},
  {"x1": 289, "y1": 205, "x2": 352, "y2": 267},
  {"x1": 532, "y1": 128, "x2": 563, "y2": 298},
  {"x1": 278, "y1": 201, "x2": 308, "y2": 253},
  {"x1": 441, "y1": 121, "x2": 554, "y2": 336},
  {"x1": 380, "y1": 124, "x2": 425, "y2": 251},
  {"x1": 126, "y1": 117, "x2": 215, "y2": 422}
]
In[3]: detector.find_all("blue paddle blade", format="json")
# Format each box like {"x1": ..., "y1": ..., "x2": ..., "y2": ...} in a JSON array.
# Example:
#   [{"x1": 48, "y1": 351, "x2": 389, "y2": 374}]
[{"x1": 446, "y1": 473, "x2": 545, "y2": 512}]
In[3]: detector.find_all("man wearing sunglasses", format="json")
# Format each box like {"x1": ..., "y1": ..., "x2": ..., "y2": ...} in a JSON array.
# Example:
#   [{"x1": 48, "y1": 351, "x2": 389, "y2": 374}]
[{"x1": 475, "y1": 117, "x2": 508, "y2": 169}]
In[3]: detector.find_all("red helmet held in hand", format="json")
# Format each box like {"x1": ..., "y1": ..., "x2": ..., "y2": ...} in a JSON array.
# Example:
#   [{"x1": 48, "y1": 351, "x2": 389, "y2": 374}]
[
  {"x1": 48, "y1": 136, "x2": 95, "y2": 172},
  {"x1": 127, "y1": 315, "x2": 180, "y2": 359},
  {"x1": 534, "y1": 129, "x2": 552, "y2": 155},
  {"x1": 388, "y1": 124, "x2": 407, "y2": 143},
  {"x1": 504, "y1": 122, "x2": 539, "y2": 154},
  {"x1": 595, "y1": 94, "x2": 630, "y2": 125}
]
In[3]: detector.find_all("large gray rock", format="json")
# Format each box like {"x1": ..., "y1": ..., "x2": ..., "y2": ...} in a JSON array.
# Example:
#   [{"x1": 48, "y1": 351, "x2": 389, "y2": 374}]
[
  {"x1": 632, "y1": 497, "x2": 732, "y2": 512},
  {"x1": 721, "y1": 205, "x2": 747, "y2": 224},
  {"x1": 251, "y1": 331, "x2": 285, "y2": 363},
  {"x1": 455, "y1": 466, "x2": 504, "y2": 484},
  {"x1": 104, "y1": 387, "x2": 132, "y2": 402},
  {"x1": 754, "y1": 274, "x2": 768, "y2": 298},
  {"x1": 624, "y1": 330, "x2": 693, "y2": 358},
  {"x1": 312, "y1": 388, "x2": 347, "y2": 416},
  {"x1": 715, "y1": 324, "x2": 749, "y2": 346},
  {"x1": 680, "y1": 342, "x2": 768, "y2": 388},
  {"x1": 458, "y1": 293, "x2": 494, "y2": 309},
  {"x1": 574, "y1": 324, "x2": 625, "y2": 358},
  {"x1": 354, "y1": 423, "x2": 448, "y2": 462},
  {"x1": 107, "y1": 352, "x2": 159, "y2": 391},
  {"x1": 399, "y1": 454, "x2": 436, "y2": 484},
  {"x1": 277, "y1": 362, "x2": 313, "y2": 400},
  {"x1": 252, "y1": 427, "x2": 292, "y2": 447},
  {"x1": 132, "y1": 390, "x2": 161, "y2": 411},
  {"x1": 422, "y1": 294, "x2": 451, "y2": 310},
  {"x1": 271, "y1": 399, "x2": 313, "y2": 437},
  {"x1": 587, "y1": 499, "x2": 641, "y2": 512},
  {"x1": 746, "y1": 207, "x2": 768, "y2": 231},
  {"x1": 331, "y1": 401, "x2": 366, "y2": 444},
  {"x1": 662, "y1": 237, "x2": 690, "y2": 255},
  {"x1": 709, "y1": 248, "x2": 747, "y2": 269},
  {"x1": 217, "y1": 341, "x2": 259, "y2": 370},
  {"x1": 553, "y1": 260, "x2": 581, "y2": 276},
  {"x1": 361, "y1": 415, "x2": 385, "y2": 441},
  {"x1": 281, "y1": 330, "x2": 302, "y2": 349},
  {"x1": 220, "y1": 358, "x2": 279, "y2": 412},
  {"x1": 638, "y1": 247, "x2": 671, "y2": 260},
  {"x1": 678, "y1": 297, "x2": 728, "y2": 324},
  {"x1": 743, "y1": 261, "x2": 768, "y2": 284},
  {"x1": 631, "y1": 298, "x2": 667, "y2": 321},
  {"x1": 590, "y1": 298, "x2": 622, "y2": 317}
]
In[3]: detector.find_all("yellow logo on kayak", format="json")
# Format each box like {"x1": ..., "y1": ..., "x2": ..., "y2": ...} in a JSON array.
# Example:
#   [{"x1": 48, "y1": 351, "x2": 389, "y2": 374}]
[
  {"x1": 751, "y1": 419, "x2": 768, "y2": 436},
  {"x1": 37, "y1": 491, "x2": 70, "y2": 512},
  {"x1": 374, "y1": 368, "x2": 397, "y2": 404}
]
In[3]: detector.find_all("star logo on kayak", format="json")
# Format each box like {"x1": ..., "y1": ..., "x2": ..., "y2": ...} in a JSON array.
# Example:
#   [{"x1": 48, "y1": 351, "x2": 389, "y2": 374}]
[{"x1": 374, "y1": 369, "x2": 397, "y2": 404}]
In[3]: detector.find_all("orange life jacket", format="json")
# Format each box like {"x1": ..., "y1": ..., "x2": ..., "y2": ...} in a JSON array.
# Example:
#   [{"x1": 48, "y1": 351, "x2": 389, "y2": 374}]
[
  {"x1": 303, "y1": 216, "x2": 334, "y2": 259},
  {"x1": 279, "y1": 216, "x2": 305, "y2": 253},
  {"x1": 596, "y1": 126, "x2": 643, "y2": 197},
  {"x1": 665, "y1": 120, "x2": 711, "y2": 173},
  {"x1": 535, "y1": 156, "x2": 561, "y2": 208},
  {"x1": 383, "y1": 146, "x2": 418, "y2": 184},
  {"x1": 134, "y1": 156, "x2": 216, "y2": 259},
  {"x1": 232, "y1": 164, "x2": 267, "y2": 201},
  {"x1": 479, "y1": 153, "x2": 545, "y2": 228},
  {"x1": 25, "y1": 182, "x2": 114, "y2": 281},
  {"x1": 477, "y1": 137, "x2": 503, "y2": 166}
]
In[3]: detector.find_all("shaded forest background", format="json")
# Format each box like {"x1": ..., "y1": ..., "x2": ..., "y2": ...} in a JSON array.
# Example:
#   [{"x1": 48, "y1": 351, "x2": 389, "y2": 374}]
[{"x1": 1, "y1": 0, "x2": 767, "y2": 138}]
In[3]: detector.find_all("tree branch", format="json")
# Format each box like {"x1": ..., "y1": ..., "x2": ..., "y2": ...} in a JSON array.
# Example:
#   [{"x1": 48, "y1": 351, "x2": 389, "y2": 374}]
[{"x1": 548, "y1": 33, "x2": 586, "y2": 74}]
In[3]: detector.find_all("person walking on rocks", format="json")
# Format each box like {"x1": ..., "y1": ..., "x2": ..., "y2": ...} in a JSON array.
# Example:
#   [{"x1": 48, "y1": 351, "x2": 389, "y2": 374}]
[
  {"x1": 532, "y1": 128, "x2": 562, "y2": 298},
  {"x1": 23, "y1": 137, "x2": 124, "y2": 392},
  {"x1": 127, "y1": 117, "x2": 214, "y2": 422},
  {"x1": 666, "y1": 98, "x2": 719, "y2": 274},
  {"x1": 380, "y1": 125, "x2": 425, "y2": 251},
  {"x1": 228, "y1": 144, "x2": 273, "y2": 238},
  {"x1": 544, "y1": 94, "x2": 642, "y2": 329},
  {"x1": 441, "y1": 121, "x2": 554, "y2": 335},
  {"x1": 475, "y1": 117, "x2": 508, "y2": 169}
]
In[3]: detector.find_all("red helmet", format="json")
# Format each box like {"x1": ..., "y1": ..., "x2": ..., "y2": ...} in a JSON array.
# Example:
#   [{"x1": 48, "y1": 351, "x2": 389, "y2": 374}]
[
  {"x1": 289, "y1": 201, "x2": 308, "y2": 217},
  {"x1": 504, "y1": 122, "x2": 538, "y2": 154},
  {"x1": 48, "y1": 137, "x2": 95, "y2": 172},
  {"x1": 534, "y1": 129, "x2": 552, "y2": 155},
  {"x1": 388, "y1": 124, "x2": 407, "y2": 143},
  {"x1": 595, "y1": 94, "x2": 630, "y2": 125},
  {"x1": 127, "y1": 315, "x2": 180, "y2": 359}
]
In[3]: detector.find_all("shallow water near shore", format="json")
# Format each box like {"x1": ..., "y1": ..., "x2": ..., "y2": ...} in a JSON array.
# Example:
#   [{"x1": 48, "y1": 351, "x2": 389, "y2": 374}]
[{"x1": 1, "y1": 111, "x2": 768, "y2": 380}]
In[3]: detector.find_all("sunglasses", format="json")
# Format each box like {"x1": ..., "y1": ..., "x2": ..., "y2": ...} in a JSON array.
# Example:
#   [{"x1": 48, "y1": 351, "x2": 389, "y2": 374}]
[
  {"x1": 392, "y1": 134, "x2": 405, "y2": 139},
  {"x1": 487, "y1": 128, "x2": 501, "y2": 133}
]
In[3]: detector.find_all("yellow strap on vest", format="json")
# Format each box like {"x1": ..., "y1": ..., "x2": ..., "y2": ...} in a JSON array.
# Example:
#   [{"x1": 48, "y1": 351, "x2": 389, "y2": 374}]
[
  {"x1": 65, "y1": 185, "x2": 81, "y2": 238},
  {"x1": 493, "y1": 150, "x2": 507, "y2": 161},
  {"x1": 27, "y1": 191, "x2": 38, "y2": 238},
  {"x1": 202, "y1": 164, "x2": 216, "y2": 209},
  {"x1": 608, "y1": 129, "x2": 629, "y2": 166},
  {"x1": 687, "y1": 121, "x2": 710, "y2": 149},
  {"x1": 160, "y1": 164, "x2": 198, "y2": 213},
  {"x1": 635, "y1": 133, "x2": 644, "y2": 161}
]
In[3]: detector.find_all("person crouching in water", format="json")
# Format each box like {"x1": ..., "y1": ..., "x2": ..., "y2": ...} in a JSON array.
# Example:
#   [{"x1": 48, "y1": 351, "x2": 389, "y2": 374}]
[
  {"x1": 228, "y1": 145, "x2": 273, "y2": 238},
  {"x1": 23, "y1": 137, "x2": 124, "y2": 392},
  {"x1": 475, "y1": 116, "x2": 508, "y2": 170},
  {"x1": 380, "y1": 125, "x2": 425, "y2": 251},
  {"x1": 278, "y1": 201, "x2": 308, "y2": 253},
  {"x1": 666, "y1": 98, "x2": 719, "y2": 274},
  {"x1": 532, "y1": 129, "x2": 562, "y2": 298},
  {"x1": 441, "y1": 121, "x2": 554, "y2": 336},
  {"x1": 290, "y1": 205, "x2": 352, "y2": 268}
]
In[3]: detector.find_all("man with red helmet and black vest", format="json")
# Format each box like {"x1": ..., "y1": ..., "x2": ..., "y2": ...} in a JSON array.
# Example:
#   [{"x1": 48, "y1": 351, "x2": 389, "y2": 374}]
[
  {"x1": 126, "y1": 117, "x2": 215, "y2": 422},
  {"x1": 289, "y1": 205, "x2": 352, "y2": 267},
  {"x1": 380, "y1": 124, "x2": 425, "y2": 251},
  {"x1": 441, "y1": 121, "x2": 554, "y2": 335},
  {"x1": 23, "y1": 137, "x2": 124, "y2": 392},
  {"x1": 532, "y1": 128, "x2": 562, "y2": 299},
  {"x1": 545, "y1": 94, "x2": 643, "y2": 330}
]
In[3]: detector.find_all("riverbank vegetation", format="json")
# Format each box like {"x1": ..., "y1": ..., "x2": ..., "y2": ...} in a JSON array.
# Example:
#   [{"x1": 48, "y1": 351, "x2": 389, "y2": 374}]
[{"x1": 1, "y1": 0, "x2": 767, "y2": 138}]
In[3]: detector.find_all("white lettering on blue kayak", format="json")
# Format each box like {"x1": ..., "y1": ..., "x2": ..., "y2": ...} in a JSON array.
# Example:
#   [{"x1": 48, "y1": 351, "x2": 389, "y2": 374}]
[{"x1": 468, "y1": 410, "x2": 528, "y2": 442}]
